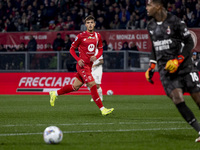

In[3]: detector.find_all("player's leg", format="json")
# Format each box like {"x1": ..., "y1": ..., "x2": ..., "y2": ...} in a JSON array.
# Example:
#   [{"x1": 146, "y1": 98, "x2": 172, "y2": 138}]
[
  {"x1": 189, "y1": 71, "x2": 200, "y2": 108},
  {"x1": 190, "y1": 92, "x2": 200, "y2": 108},
  {"x1": 80, "y1": 64, "x2": 113, "y2": 115},
  {"x1": 49, "y1": 77, "x2": 83, "y2": 106},
  {"x1": 90, "y1": 84, "x2": 103, "y2": 102},
  {"x1": 96, "y1": 84, "x2": 103, "y2": 101},
  {"x1": 170, "y1": 88, "x2": 200, "y2": 134},
  {"x1": 87, "y1": 81, "x2": 114, "y2": 116},
  {"x1": 87, "y1": 81, "x2": 103, "y2": 108},
  {"x1": 183, "y1": 70, "x2": 200, "y2": 142},
  {"x1": 190, "y1": 92, "x2": 200, "y2": 142},
  {"x1": 91, "y1": 69, "x2": 103, "y2": 102}
]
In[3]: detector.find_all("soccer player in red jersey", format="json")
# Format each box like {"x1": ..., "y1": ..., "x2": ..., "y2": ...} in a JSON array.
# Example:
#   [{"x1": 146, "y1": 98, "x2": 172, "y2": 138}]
[{"x1": 49, "y1": 15, "x2": 114, "y2": 116}]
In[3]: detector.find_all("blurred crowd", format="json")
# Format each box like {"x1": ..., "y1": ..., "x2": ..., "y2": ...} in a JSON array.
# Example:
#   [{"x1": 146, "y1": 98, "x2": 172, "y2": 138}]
[
  {"x1": 1, "y1": 0, "x2": 200, "y2": 70},
  {"x1": 0, "y1": 0, "x2": 200, "y2": 32},
  {"x1": 0, "y1": 32, "x2": 140, "y2": 70}
]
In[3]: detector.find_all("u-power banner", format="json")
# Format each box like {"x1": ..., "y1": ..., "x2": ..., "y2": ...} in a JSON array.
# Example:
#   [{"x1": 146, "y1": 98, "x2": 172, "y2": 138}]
[{"x1": 0, "y1": 72, "x2": 165, "y2": 95}]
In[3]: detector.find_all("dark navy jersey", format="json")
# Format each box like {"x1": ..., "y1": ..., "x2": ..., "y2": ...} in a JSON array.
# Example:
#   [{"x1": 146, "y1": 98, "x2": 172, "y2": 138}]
[{"x1": 147, "y1": 13, "x2": 194, "y2": 74}]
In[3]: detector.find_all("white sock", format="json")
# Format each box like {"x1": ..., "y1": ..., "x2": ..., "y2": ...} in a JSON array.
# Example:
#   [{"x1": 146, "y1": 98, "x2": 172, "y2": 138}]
[
  {"x1": 97, "y1": 87, "x2": 103, "y2": 100},
  {"x1": 87, "y1": 86, "x2": 90, "y2": 91},
  {"x1": 100, "y1": 106, "x2": 105, "y2": 111}
]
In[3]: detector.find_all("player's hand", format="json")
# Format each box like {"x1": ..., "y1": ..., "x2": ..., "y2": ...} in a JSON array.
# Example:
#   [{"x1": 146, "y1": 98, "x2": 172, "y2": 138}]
[
  {"x1": 145, "y1": 62, "x2": 156, "y2": 84},
  {"x1": 78, "y1": 59, "x2": 84, "y2": 67},
  {"x1": 165, "y1": 55, "x2": 184, "y2": 73},
  {"x1": 90, "y1": 56, "x2": 97, "y2": 62},
  {"x1": 165, "y1": 59, "x2": 179, "y2": 73}
]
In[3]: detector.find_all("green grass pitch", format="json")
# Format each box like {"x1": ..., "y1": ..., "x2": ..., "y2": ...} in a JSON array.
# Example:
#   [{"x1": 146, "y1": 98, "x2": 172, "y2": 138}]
[{"x1": 0, "y1": 95, "x2": 200, "y2": 150}]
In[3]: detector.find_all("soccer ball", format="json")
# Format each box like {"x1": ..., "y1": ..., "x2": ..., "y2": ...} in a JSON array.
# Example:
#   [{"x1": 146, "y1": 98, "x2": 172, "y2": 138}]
[
  {"x1": 107, "y1": 90, "x2": 113, "y2": 95},
  {"x1": 43, "y1": 126, "x2": 63, "y2": 144}
]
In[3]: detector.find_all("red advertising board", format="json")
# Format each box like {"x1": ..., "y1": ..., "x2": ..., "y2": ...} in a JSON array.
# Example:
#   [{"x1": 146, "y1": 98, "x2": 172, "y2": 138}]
[
  {"x1": 0, "y1": 72, "x2": 165, "y2": 95},
  {"x1": 0, "y1": 30, "x2": 151, "y2": 52},
  {"x1": 0, "y1": 29, "x2": 199, "y2": 52}
]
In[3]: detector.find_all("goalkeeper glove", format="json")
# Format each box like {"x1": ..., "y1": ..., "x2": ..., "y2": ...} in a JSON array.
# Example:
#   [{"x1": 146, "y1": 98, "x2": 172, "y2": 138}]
[
  {"x1": 145, "y1": 62, "x2": 156, "y2": 84},
  {"x1": 165, "y1": 55, "x2": 184, "y2": 73}
]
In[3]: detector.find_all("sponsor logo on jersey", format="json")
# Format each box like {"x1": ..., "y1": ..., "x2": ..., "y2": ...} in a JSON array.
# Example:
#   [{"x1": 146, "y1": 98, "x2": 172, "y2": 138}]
[
  {"x1": 88, "y1": 36, "x2": 95, "y2": 39},
  {"x1": 83, "y1": 38, "x2": 86, "y2": 41},
  {"x1": 153, "y1": 39, "x2": 172, "y2": 51},
  {"x1": 88, "y1": 44, "x2": 95, "y2": 52}
]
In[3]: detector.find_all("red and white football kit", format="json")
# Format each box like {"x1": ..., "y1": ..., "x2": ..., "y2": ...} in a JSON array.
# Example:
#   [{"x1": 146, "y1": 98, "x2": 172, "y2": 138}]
[
  {"x1": 56, "y1": 31, "x2": 104, "y2": 109},
  {"x1": 70, "y1": 31, "x2": 103, "y2": 83}
]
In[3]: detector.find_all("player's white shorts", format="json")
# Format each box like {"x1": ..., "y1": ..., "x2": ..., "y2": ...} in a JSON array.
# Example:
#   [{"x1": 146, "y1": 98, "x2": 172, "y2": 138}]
[{"x1": 92, "y1": 66, "x2": 102, "y2": 84}]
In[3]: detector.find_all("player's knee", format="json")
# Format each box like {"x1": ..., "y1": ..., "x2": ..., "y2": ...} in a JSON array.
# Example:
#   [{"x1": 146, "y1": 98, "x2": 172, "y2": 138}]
[
  {"x1": 96, "y1": 84, "x2": 100, "y2": 89},
  {"x1": 172, "y1": 96, "x2": 183, "y2": 104},
  {"x1": 72, "y1": 85, "x2": 81, "y2": 91},
  {"x1": 87, "y1": 81, "x2": 96, "y2": 88},
  {"x1": 170, "y1": 90, "x2": 184, "y2": 104}
]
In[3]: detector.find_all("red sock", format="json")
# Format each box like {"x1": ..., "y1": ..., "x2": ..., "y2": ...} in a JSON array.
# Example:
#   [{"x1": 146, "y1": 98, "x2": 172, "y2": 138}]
[
  {"x1": 57, "y1": 85, "x2": 75, "y2": 95},
  {"x1": 90, "y1": 85, "x2": 103, "y2": 109}
]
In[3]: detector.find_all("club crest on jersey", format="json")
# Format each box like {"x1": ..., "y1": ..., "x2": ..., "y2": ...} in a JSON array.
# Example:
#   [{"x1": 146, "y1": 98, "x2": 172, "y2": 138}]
[
  {"x1": 88, "y1": 44, "x2": 95, "y2": 52},
  {"x1": 167, "y1": 26, "x2": 171, "y2": 35},
  {"x1": 88, "y1": 36, "x2": 95, "y2": 39}
]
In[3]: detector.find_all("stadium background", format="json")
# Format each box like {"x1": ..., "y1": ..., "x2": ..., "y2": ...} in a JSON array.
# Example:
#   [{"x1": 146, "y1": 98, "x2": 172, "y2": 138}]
[
  {"x1": 0, "y1": 0, "x2": 200, "y2": 95},
  {"x1": 1, "y1": 1, "x2": 200, "y2": 149}
]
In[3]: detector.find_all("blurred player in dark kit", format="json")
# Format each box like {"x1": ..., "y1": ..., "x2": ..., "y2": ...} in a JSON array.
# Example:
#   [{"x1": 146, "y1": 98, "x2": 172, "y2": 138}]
[{"x1": 145, "y1": 0, "x2": 200, "y2": 142}]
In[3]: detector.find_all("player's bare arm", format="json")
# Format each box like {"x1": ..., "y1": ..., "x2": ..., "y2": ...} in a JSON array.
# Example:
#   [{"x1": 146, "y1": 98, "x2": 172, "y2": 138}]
[
  {"x1": 93, "y1": 59, "x2": 104, "y2": 67},
  {"x1": 90, "y1": 56, "x2": 97, "y2": 62},
  {"x1": 78, "y1": 59, "x2": 85, "y2": 67}
]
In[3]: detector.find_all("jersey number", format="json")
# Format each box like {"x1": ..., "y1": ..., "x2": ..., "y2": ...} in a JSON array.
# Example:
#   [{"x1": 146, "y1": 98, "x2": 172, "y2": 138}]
[{"x1": 190, "y1": 72, "x2": 199, "y2": 82}]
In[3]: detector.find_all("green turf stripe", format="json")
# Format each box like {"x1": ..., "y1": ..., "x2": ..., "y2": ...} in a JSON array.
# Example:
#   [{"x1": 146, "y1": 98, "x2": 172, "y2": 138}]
[{"x1": 0, "y1": 127, "x2": 192, "y2": 136}]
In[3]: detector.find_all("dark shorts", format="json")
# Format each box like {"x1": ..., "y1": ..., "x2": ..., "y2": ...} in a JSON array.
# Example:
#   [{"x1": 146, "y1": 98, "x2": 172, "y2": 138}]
[
  {"x1": 160, "y1": 69, "x2": 200, "y2": 96},
  {"x1": 75, "y1": 63, "x2": 94, "y2": 83}
]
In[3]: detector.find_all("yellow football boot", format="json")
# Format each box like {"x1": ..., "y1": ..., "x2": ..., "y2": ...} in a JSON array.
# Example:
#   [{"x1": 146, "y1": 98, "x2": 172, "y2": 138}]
[
  {"x1": 49, "y1": 91, "x2": 57, "y2": 106},
  {"x1": 101, "y1": 108, "x2": 114, "y2": 116}
]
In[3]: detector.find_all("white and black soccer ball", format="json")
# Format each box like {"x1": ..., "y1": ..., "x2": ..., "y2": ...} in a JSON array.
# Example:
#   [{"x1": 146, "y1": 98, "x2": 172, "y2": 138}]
[
  {"x1": 107, "y1": 90, "x2": 113, "y2": 95},
  {"x1": 43, "y1": 126, "x2": 63, "y2": 144}
]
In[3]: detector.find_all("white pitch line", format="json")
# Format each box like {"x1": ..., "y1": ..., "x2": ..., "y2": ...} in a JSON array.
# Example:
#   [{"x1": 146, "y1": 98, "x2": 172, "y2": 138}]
[
  {"x1": 1, "y1": 121, "x2": 186, "y2": 127},
  {"x1": 0, "y1": 127, "x2": 192, "y2": 136},
  {"x1": 0, "y1": 132, "x2": 43, "y2": 136}
]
